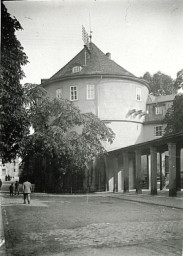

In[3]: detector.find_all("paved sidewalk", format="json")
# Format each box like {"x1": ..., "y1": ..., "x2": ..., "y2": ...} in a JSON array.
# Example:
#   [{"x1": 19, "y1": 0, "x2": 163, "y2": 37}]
[
  {"x1": 1, "y1": 192, "x2": 183, "y2": 256},
  {"x1": 0, "y1": 190, "x2": 182, "y2": 256},
  {"x1": 109, "y1": 190, "x2": 183, "y2": 210}
]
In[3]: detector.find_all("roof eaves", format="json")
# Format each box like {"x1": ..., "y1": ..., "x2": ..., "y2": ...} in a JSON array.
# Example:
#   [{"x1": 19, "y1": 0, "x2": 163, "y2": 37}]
[{"x1": 41, "y1": 73, "x2": 149, "y2": 89}]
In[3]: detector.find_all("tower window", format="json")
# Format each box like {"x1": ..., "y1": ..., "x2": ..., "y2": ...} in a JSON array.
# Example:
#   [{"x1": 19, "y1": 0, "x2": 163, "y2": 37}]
[
  {"x1": 72, "y1": 66, "x2": 82, "y2": 73},
  {"x1": 70, "y1": 86, "x2": 78, "y2": 101},
  {"x1": 136, "y1": 88, "x2": 141, "y2": 101},
  {"x1": 87, "y1": 84, "x2": 95, "y2": 100},
  {"x1": 56, "y1": 89, "x2": 62, "y2": 99}
]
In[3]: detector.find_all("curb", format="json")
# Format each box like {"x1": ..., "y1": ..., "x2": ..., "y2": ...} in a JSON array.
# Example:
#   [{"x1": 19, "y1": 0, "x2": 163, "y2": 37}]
[
  {"x1": 109, "y1": 194, "x2": 183, "y2": 210},
  {"x1": 1, "y1": 191, "x2": 183, "y2": 209},
  {"x1": 0, "y1": 194, "x2": 6, "y2": 256}
]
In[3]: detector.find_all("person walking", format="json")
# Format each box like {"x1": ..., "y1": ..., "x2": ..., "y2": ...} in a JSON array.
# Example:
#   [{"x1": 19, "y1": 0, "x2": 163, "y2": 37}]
[
  {"x1": 15, "y1": 181, "x2": 19, "y2": 195},
  {"x1": 23, "y1": 178, "x2": 32, "y2": 204},
  {"x1": 9, "y1": 183, "x2": 14, "y2": 196},
  {"x1": 0, "y1": 179, "x2": 2, "y2": 191}
]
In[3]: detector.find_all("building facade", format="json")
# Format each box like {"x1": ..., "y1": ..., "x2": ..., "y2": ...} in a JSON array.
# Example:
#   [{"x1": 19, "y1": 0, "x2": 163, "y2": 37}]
[
  {"x1": 0, "y1": 157, "x2": 20, "y2": 181},
  {"x1": 143, "y1": 94, "x2": 176, "y2": 141},
  {"x1": 42, "y1": 42, "x2": 149, "y2": 151},
  {"x1": 41, "y1": 42, "x2": 182, "y2": 194}
]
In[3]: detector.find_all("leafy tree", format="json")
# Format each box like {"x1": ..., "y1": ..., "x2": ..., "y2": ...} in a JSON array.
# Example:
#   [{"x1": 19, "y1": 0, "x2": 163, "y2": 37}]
[
  {"x1": 164, "y1": 93, "x2": 183, "y2": 135},
  {"x1": 174, "y1": 69, "x2": 183, "y2": 90},
  {"x1": 20, "y1": 84, "x2": 115, "y2": 192},
  {"x1": 1, "y1": 2, "x2": 29, "y2": 161},
  {"x1": 142, "y1": 72, "x2": 153, "y2": 85},
  {"x1": 142, "y1": 71, "x2": 175, "y2": 95}
]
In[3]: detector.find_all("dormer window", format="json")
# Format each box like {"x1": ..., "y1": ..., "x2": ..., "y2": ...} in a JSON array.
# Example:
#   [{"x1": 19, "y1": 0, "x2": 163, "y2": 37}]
[{"x1": 72, "y1": 66, "x2": 82, "y2": 73}]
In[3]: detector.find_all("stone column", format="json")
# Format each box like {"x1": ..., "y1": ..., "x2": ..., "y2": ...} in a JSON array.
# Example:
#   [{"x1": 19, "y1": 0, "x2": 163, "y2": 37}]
[
  {"x1": 98, "y1": 168, "x2": 101, "y2": 191},
  {"x1": 83, "y1": 167, "x2": 88, "y2": 193},
  {"x1": 135, "y1": 149, "x2": 142, "y2": 194},
  {"x1": 150, "y1": 146, "x2": 157, "y2": 195},
  {"x1": 146, "y1": 154, "x2": 150, "y2": 190},
  {"x1": 176, "y1": 147, "x2": 181, "y2": 191},
  {"x1": 104, "y1": 155, "x2": 109, "y2": 191},
  {"x1": 90, "y1": 158, "x2": 96, "y2": 192},
  {"x1": 159, "y1": 153, "x2": 163, "y2": 190},
  {"x1": 168, "y1": 143, "x2": 177, "y2": 197},
  {"x1": 113, "y1": 155, "x2": 118, "y2": 192},
  {"x1": 123, "y1": 151, "x2": 129, "y2": 193},
  {"x1": 148, "y1": 154, "x2": 151, "y2": 191}
]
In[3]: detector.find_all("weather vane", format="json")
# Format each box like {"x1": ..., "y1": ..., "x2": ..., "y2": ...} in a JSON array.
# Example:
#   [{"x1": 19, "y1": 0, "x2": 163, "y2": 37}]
[{"x1": 82, "y1": 25, "x2": 90, "y2": 48}]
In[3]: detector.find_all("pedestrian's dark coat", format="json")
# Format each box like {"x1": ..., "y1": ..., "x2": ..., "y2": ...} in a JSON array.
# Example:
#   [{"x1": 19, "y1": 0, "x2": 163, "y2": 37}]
[{"x1": 9, "y1": 183, "x2": 14, "y2": 196}]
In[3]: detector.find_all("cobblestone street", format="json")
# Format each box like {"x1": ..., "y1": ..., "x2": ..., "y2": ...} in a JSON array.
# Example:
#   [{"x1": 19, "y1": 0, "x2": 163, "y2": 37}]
[{"x1": 1, "y1": 194, "x2": 183, "y2": 256}]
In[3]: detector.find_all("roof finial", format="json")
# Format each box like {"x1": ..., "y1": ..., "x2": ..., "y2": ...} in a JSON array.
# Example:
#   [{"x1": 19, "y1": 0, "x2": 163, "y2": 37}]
[{"x1": 89, "y1": 12, "x2": 93, "y2": 43}]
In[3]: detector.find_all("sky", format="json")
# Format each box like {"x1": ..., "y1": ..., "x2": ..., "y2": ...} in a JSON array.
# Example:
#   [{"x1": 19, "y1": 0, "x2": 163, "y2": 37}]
[{"x1": 4, "y1": 0, "x2": 183, "y2": 85}]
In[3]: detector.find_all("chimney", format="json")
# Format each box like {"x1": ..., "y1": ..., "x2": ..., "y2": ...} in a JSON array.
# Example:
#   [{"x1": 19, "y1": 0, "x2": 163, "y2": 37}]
[
  {"x1": 106, "y1": 52, "x2": 111, "y2": 59},
  {"x1": 41, "y1": 79, "x2": 48, "y2": 84}
]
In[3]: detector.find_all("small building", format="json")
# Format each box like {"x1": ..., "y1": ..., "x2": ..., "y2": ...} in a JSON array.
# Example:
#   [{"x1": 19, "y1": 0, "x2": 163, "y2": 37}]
[
  {"x1": 0, "y1": 157, "x2": 20, "y2": 181},
  {"x1": 143, "y1": 94, "x2": 176, "y2": 141}
]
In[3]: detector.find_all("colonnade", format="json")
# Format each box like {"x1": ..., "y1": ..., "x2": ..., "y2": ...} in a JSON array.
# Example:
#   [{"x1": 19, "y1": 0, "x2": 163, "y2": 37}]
[
  {"x1": 84, "y1": 135, "x2": 182, "y2": 197},
  {"x1": 113, "y1": 142, "x2": 181, "y2": 197}
]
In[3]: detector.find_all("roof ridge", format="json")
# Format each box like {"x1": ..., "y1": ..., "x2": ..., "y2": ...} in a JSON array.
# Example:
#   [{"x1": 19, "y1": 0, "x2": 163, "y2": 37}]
[
  {"x1": 50, "y1": 48, "x2": 85, "y2": 80},
  {"x1": 90, "y1": 42, "x2": 135, "y2": 77}
]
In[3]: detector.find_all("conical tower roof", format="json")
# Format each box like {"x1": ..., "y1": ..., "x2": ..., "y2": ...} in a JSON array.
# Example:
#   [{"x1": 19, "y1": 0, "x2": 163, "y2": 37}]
[{"x1": 48, "y1": 42, "x2": 135, "y2": 81}]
